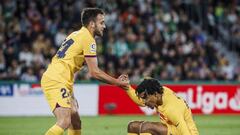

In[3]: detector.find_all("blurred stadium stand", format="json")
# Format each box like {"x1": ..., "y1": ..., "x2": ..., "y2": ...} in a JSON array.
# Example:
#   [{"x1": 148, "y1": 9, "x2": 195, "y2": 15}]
[{"x1": 0, "y1": 0, "x2": 239, "y2": 82}]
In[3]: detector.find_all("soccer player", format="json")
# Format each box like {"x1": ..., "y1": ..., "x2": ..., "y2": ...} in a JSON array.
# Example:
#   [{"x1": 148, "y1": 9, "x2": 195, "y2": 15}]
[
  {"x1": 41, "y1": 8, "x2": 129, "y2": 135},
  {"x1": 122, "y1": 77, "x2": 199, "y2": 135}
]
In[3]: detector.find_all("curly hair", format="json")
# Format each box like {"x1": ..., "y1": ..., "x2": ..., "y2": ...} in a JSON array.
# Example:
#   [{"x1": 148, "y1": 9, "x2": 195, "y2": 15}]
[{"x1": 136, "y1": 78, "x2": 163, "y2": 97}]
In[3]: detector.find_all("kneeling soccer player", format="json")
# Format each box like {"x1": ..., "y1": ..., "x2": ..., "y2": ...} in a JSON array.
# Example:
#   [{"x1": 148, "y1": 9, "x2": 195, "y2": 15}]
[{"x1": 124, "y1": 78, "x2": 199, "y2": 135}]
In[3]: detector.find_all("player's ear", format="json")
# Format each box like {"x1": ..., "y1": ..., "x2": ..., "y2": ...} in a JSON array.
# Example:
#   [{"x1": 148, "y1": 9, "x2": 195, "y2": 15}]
[{"x1": 89, "y1": 21, "x2": 95, "y2": 28}]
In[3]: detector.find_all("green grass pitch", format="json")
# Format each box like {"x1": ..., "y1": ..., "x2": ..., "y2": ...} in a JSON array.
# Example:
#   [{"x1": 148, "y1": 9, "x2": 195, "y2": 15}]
[{"x1": 0, "y1": 115, "x2": 240, "y2": 135}]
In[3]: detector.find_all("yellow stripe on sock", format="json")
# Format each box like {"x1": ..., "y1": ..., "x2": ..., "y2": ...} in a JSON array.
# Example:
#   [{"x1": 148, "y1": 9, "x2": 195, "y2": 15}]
[
  {"x1": 45, "y1": 124, "x2": 64, "y2": 135},
  {"x1": 68, "y1": 129, "x2": 81, "y2": 135}
]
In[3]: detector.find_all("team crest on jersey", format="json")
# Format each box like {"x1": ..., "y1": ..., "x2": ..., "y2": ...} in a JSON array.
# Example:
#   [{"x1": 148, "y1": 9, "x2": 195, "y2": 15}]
[{"x1": 90, "y1": 43, "x2": 96, "y2": 53}]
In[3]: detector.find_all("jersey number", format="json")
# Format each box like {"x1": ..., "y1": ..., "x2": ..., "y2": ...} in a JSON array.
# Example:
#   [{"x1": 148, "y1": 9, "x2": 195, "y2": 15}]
[
  {"x1": 61, "y1": 88, "x2": 69, "y2": 98},
  {"x1": 57, "y1": 39, "x2": 74, "y2": 58}
]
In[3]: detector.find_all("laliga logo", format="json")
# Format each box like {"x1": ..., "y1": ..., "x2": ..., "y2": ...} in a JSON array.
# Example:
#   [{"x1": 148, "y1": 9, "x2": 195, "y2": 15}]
[
  {"x1": 229, "y1": 88, "x2": 240, "y2": 111},
  {"x1": 177, "y1": 86, "x2": 229, "y2": 114}
]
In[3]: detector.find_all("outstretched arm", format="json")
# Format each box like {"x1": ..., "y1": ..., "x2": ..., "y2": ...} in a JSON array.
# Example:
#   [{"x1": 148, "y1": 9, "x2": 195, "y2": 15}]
[
  {"x1": 85, "y1": 57, "x2": 129, "y2": 89},
  {"x1": 126, "y1": 86, "x2": 145, "y2": 107},
  {"x1": 118, "y1": 75, "x2": 145, "y2": 107}
]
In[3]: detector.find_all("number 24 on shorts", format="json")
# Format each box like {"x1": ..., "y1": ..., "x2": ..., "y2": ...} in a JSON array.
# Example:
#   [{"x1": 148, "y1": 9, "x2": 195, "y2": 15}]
[{"x1": 61, "y1": 88, "x2": 70, "y2": 98}]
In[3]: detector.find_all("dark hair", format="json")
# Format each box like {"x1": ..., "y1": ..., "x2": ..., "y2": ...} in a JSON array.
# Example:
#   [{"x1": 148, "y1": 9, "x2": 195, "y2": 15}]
[
  {"x1": 136, "y1": 78, "x2": 163, "y2": 97},
  {"x1": 81, "y1": 8, "x2": 105, "y2": 26}
]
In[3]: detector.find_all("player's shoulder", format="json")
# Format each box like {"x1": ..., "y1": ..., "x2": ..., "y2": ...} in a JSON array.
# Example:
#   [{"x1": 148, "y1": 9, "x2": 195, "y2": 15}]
[{"x1": 163, "y1": 86, "x2": 174, "y2": 94}]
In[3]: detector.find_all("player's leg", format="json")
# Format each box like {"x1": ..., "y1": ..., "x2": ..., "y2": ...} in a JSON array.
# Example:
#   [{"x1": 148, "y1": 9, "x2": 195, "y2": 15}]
[
  {"x1": 41, "y1": 76, "x2": 72, "y2": 135},
  {"x1": 127, "y1": 121, "x2": 167, "y2": 135},
  {"x1": 140, "y1": 122, "x2": 168, "y2": 135},
  {"x1": 127, "y1": 121, "x2": 145, "y2": 135},
  {"x1": 45, "y1": 106, "x2": 71, "y2": 135},
  {"x1": 45, "y1": 104, "x2": 72, "y2": 135},
  {"x1": 55, "y1": 106, "x2": 72, "y2": 128},
  {"x1": 68, "y1": 96, "x2": 81, "y2": 135}
]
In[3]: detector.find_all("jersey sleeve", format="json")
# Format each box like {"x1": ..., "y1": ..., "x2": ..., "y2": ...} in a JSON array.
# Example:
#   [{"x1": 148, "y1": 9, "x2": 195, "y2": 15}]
[
  {"x1": 166, "y1": 109, "x2": 191, "y2": 135},
  {"x1": 126, "y1": 86, "x2": 145, "y2": 107},
  {"x1": 83, "y1": 38, "x2": 97, "y2": 57},
  {"x1": 185, "y1": 109, "x2": 199, "y2": 135}
]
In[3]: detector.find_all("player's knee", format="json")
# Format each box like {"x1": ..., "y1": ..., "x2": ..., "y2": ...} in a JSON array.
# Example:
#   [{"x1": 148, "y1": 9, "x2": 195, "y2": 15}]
[
  {"x1": 141, "y1": 122, "x2": 152, "y2": 133},
  {"x1": 141, "y1": 122, "x2": 167, "y2": 135},
  {"x1": 57, "y1": 116, "x2": 71, "y2": 129},
  {"x1": 128, "y1": 121, "x2": 141, "y2": 133},
  {"x1": 55, "y1": 109, "x2": 72, "y2": 129},
  {"x1": 159, "y1": 125, "x2": 168, "y2": 134}
]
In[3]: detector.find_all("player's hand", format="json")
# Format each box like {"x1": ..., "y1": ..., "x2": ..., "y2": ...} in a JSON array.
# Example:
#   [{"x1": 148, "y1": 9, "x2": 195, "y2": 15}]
[
  {"x1": 118, "y1": 74, "x2": 129, "y2": 82},
  {"x1": 117, "y1": 74, "x2": 130, "y2": 90}
]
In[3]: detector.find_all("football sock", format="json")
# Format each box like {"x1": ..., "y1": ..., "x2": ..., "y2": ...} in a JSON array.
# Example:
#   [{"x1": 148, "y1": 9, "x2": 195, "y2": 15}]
[
  {"x1": 45, "y1": 124, "x2": 64, "y2": 135},
  {"x1": 140, "y1": 133, "x2": 152, "y2": 135},
  {"x1": 68, "y1": 129, "x2": 81, "y2": 135},
  {"x1": 127, "y1": 133, "x2": 138, "y2": 135}
]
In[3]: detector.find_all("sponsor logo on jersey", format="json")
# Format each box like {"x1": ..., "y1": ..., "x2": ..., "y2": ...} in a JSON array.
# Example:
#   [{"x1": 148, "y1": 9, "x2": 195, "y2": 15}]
[{"x1": 90, "y1": 43, "x2": 96, "y2": 53}]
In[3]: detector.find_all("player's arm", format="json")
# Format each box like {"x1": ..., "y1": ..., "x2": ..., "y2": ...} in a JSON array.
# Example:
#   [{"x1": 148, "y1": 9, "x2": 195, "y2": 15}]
[
  {"x1": 126, "y1": 86, "x2": 145, "y2": 107},
  {"x1": 167, "y1": 109, "x2": 191, "y2": 135},
  {"x1": 85, "y1": 57, "x2": 128, "y2": 89},
  {"x1": 185, "y1": 109, "x2": 199, "y2": 135},
  {"x1": 118, "y1": 75, "x2": 145, "y2": 106},
  {"x1": 83, "y1": 38, "x2": 128, "y2": 89}
]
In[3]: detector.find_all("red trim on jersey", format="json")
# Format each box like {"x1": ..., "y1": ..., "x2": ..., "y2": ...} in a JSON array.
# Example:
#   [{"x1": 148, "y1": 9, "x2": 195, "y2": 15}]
[{"x1": 84, "y1": 55, "x2": 97, "y2": 57}]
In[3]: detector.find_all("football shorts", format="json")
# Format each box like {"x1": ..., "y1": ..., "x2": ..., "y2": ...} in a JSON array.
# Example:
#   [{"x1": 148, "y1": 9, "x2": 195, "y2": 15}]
[{"x1": 41, "y1": 75, "x2": 73, "y2": 111}]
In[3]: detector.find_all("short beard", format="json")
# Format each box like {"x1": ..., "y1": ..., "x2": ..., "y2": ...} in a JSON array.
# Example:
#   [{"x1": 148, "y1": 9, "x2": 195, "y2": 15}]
[{"x1": 94, "y1": 29, "x2": 102, "y2": 37}]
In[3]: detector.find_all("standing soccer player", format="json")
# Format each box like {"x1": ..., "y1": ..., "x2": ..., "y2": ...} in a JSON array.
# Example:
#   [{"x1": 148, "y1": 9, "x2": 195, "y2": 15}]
[
  {"x1": 41, "y1": 8, "x2": 129, "y2": 135},
  {"x1": 122, "y1": 77, "x2": 199, "y2": 135}
]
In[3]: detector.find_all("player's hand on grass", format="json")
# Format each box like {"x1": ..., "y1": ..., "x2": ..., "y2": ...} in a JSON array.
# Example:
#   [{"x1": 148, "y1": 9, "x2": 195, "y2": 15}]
[{"x1": 117, "y1": 74, "x2": 130, "y2": 90}]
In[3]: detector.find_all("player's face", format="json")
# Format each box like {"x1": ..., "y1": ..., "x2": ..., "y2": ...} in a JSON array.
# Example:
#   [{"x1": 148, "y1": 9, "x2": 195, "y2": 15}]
[
  {"x1": 94, "y1": 14, "x2": 106, "y2": 37},
  {"x1": 139, "y1": 92, "x2": 162, "y2": 109}
]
